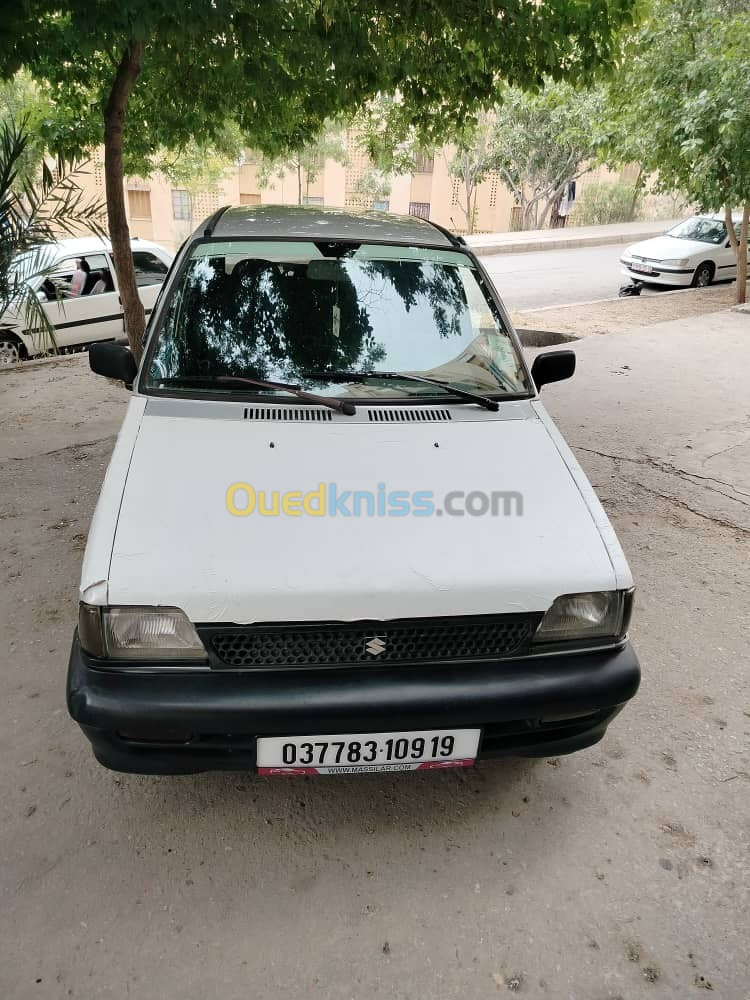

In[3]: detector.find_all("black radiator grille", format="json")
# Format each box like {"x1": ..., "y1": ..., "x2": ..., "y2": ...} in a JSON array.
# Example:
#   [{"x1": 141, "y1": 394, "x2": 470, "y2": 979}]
[{"x1": 205, "y1": 615, "x2": 540, "y2": 668}]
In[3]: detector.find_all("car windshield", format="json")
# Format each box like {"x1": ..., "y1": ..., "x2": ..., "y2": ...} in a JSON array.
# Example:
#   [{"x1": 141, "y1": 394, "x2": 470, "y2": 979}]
[
  {"x1": 667, "y1": 217, "x2": 727, "y2": 245},
  {"x1": 143, "y1": 241, "x2": 529, "y2": 400}
]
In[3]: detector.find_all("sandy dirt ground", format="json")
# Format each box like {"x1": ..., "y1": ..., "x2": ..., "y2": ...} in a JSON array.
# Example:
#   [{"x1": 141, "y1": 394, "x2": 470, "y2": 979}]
[
  {"x1": 510, "y1": 283, "x2": 743, "y2": 338},
  {"x1": 1, "y1": 309, "x2": 749, "y2": 999}
]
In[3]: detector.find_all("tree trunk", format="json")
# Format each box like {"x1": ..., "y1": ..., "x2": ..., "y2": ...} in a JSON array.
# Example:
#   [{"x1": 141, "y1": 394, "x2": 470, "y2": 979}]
[
  {"x1": 104, "y1": 41, "x2": 146, "y2": 361},
  {"x1": 539, "y1": 187, "x2": 565, "y2": 231},
  {"x1": 628, "y1": 166, "x2": 643, "y2": 222},
  {"x1": 737, "y1": 202, "x2": 749, "y2": 306},
  {"x1": 297, "y1": 160, "x2": 303, "y2": 205}
]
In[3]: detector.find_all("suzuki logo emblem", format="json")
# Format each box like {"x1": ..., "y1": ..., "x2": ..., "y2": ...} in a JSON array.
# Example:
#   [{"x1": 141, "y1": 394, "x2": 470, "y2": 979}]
[{"x1": 365, "y1": 636, "x2": 387, "y2": 656}]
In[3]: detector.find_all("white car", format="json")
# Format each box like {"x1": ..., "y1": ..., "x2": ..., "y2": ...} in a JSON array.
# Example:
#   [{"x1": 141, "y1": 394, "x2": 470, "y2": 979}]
[
  {"x1": 68, "y1": 205, "x2": 640, "y2": 776},
  {"x1": 0, "y1": 236, "x2": 173, "y2": 364},
  {"x1": 620, "y1": 214, "x2": 748, "y2": 288}
]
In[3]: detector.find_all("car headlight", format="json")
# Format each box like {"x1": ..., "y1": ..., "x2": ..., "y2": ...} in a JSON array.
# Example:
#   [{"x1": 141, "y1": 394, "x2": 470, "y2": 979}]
[
  {"x1": 533, "y1": 590, "x2": 633, "y2": 645},
  {"x1": 78, "y1": 604, "x2": 207, "y2": 663},
  {"x1": 659, "y1": 258, "x2": 690, "y2": 266}
]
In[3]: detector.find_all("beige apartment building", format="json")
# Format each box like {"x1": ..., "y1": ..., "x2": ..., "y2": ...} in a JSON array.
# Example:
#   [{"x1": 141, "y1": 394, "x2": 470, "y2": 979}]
[{"x1": 79, "y1": 134, "x2": 640, "y2": 254}]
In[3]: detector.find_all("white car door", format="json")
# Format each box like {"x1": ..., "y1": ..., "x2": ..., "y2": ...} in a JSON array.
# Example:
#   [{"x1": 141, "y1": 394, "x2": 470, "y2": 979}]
[
  {"x1": 712, "y1": 221, "x2": 750, "y2": 281},
  {"x1": 714, "y1": 231, "x2": 738, "y2": 281},
  {"x1": 38, "y1": 252, "x2": 123, "y2": 352},
  {"x1": 726, "y1": 221, "x2": 750, "y2": 280}
]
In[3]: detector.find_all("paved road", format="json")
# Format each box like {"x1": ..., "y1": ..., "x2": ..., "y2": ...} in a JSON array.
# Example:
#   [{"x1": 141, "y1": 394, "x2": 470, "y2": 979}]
[
  {"x1": 480, "y1": 242, "x2": 653, "y2": 311},
  {"x1": 2, "y1": 312, "x2": 749, "y2": 999}
]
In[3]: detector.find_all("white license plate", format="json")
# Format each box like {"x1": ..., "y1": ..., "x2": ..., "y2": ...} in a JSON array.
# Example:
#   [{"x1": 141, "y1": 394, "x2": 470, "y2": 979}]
[
  {"x1": 631, "y1": 262, "x2": 654, "y2": 274},
  {"x1": 257, "y1": 728, "x2": 481, "y2": 775}
]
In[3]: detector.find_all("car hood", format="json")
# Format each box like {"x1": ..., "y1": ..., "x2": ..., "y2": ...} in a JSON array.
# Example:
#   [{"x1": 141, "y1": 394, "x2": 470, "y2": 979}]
[
  {"x1": 107, "y1": 399, "x2": 621, "y2": 623},
  {"x1": 624, "y1": 234, "x2": 710, "y2": 260}
]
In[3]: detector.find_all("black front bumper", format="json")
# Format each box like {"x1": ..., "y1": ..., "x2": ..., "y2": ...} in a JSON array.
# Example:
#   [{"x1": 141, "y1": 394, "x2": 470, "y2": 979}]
[{"x1": 67, "y1": 636, "x2": 640, "y2": 774}]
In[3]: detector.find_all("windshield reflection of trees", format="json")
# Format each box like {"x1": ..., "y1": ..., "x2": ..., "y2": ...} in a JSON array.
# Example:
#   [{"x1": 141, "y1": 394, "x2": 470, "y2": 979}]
[{"x1": 152, "y1": 257, "x2": 478, "y2": 386}]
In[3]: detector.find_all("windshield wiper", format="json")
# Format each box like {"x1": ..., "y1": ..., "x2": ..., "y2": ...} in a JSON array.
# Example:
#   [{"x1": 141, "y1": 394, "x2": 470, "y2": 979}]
[
  {"x1": 306, "y1": 370, "x2": 500, "y2": 411},
  {"x1": 156, "y1": 375, "x2": 356, "y2": 415}
]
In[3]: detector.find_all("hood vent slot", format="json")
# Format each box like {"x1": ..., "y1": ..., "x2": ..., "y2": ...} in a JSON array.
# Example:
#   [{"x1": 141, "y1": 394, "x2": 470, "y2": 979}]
[
  {"x1": 244, "y1": 406, "x2": 332, "y2": 422},
  {"x1": 368, "y1": 407, "x2": 452, "y2": 423}
]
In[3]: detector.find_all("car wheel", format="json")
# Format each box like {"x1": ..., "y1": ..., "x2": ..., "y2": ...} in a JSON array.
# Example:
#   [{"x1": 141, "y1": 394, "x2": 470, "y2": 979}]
[
  {"x1": 0, "y1": 335, "x2": 24, "y2": 365},
  {"x1": 692, "y1": 262, "x2": 714, "y2": 288}
]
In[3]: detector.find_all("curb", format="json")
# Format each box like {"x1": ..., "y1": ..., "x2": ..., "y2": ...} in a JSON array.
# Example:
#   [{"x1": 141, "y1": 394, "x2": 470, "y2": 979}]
[
  {"x1": 472, "y1": 228, "x2": 669, "y2": 257},
  {"x1": 511, "y1": 285, "x2": 700, "y2": 316},
  {"x1": 516, "y1": 328, "x2": 579, "y2": 348}
]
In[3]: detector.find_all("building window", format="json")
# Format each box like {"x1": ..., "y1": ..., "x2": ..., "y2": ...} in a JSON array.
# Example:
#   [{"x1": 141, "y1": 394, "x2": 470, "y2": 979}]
[
  {"x1": 303, "y1": 196, "x2": 324, "y2": 206},
  {"x1": 171, "y1": 189, "x2": 191, "y2": 221},
  {"x1": 372, "y1": 200, "x2": 389, "y2": 212},
  {"x1": 413, "y1": 152, "x2": 434, "y2": 174},
  {"x1": 408, "y1": 201, "x2": 430, "y2": 220},
  {"x1": 191, "y1": 191, "x2": 220, "y2": 220},
  {"x1": 127, "y1": 189, "x2": 151, "y2": 220}
]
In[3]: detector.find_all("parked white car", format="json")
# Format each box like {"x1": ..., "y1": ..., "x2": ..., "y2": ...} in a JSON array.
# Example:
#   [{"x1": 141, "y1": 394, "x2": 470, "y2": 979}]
[
  {"x1": 68, "y1": 205, "x2": 640, "y2": 776},
  {"x1": 620, "y1": 214, "x2": 748, "y2": 289},
  {"x1": 0, "y1": 236, "x2": 173, "y2": 363}
]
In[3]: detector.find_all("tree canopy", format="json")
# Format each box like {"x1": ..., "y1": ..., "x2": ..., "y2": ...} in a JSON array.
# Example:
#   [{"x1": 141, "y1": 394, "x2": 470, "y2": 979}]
[
  {"x1": 491, "y1": 82, "x2": 603, "y2": 231},
  {"x1": 357, "y1": 83, "x2": 602, "y2": 233},
  {"x1": 0, "y1": 72, "x2": 59, "y2": 185},
  {"x1": 256, "y1": 121, "x2": 348, "y2": 205},
  {"x1": 604, "y1": 0, "x2": 750, "y2": 300},
  {"x1": 3, "y1": 0, "x2": 640, "y2": 353},
  {"x1": 5, "y1": 1, "x2": 640, "y2": 164}
]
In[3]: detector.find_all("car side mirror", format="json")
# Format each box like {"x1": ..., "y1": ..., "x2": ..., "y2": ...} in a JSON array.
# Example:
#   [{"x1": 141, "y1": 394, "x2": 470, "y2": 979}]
[
  {"x1": 89, "y1": 342, "x2": 138, "y2": 388},
  {"x1": 530, "y1": 349, "x2": 576, "y2": 390}
]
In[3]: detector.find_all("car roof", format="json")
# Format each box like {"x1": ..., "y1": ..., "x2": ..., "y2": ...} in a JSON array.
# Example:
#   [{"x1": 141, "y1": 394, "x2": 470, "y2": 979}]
[
  {"x1": 52, "y1": 236, "x2": 166, "y2": 256},
  {"x1": 201, "y1": 204, "x2": 456, "y2": 248}
]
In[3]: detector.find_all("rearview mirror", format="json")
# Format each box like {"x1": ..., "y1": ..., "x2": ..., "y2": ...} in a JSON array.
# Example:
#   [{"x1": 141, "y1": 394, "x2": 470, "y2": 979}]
[
  {"x1": 89, "y1": 342, "x2": 138, "y2": 387},
  {"x1": 530, "y1": 349, "x2": 576, "y2": 390},
  {"x1": 306, "y1": 259, "x2": 350, "y2": 281}
]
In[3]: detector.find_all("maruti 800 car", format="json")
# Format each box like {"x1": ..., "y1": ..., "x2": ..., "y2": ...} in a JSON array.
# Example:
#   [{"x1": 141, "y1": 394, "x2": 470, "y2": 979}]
[{"x1": 68, "y1": 206, "x2": 640, "y2": 775}]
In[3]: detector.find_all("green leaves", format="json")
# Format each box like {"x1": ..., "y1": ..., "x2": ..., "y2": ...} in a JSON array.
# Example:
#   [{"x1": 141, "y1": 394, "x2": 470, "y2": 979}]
[
  {"x1": 488, "y1": 81, "x2": 602, "y2": 229},
  {"x1": 2, "y1": 0, "x2": 644, "y2": 341},
  {"x1": 605, "y1": 0, "x2": 750, "y2": 211},
  {"x1": 602, "y1": 0, "x2": 750, "y2": 301},
  {"x1": 0, "y1": 117, "x2": 106, "y2": 349},
  {"x1": 4, "y1": 0, "x2": 640, "y2": 169}
]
